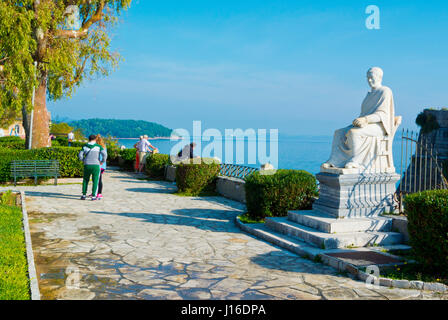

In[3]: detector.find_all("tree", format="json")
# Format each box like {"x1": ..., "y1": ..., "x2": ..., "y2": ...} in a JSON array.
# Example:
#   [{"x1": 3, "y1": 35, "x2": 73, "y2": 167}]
[
  {"x1": 0, "y1": 1, "x2": 131, "y2": 149},
  {"x1": 50, "y1": 122, "x2": 85, "y2": 140},
  {"x1": 50, "y1": 121, "x2": 73, "y2": 135}
]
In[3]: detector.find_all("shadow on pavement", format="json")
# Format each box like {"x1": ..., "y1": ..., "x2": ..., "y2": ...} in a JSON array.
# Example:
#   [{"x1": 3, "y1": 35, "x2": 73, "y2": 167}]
[
  {"x1": 25, "y1": 191, "x2": 81, "y2": 200},
  {"x1": 90, "y1": 208, "x2": 242, "y2": 233}
]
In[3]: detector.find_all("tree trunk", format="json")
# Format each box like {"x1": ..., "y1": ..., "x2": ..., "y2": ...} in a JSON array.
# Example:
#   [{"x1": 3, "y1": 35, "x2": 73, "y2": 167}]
[
  {"x1": 22, "y1": 106, "x2": 31, "y2": 149},
  {"x1": 31, "y1": 76, "x2": 51, "y2": 149}
]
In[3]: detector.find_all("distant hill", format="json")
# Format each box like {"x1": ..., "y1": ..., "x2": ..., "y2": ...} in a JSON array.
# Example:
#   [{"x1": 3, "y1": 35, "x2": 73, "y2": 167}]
[{"x1": 65, "y1": 119, "x2": 173, "y2": 138}]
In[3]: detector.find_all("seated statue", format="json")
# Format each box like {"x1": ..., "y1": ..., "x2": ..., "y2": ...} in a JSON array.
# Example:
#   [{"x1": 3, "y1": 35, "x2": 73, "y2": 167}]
[{"x1": 322, "y1": 67, "x2": 397, "y2": 172}]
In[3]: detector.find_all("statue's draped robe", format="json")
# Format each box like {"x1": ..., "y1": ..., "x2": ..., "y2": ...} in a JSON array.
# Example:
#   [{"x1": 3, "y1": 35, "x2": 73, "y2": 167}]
[{"x1": 326, "y1": 86, "x2": 395, "y2": 170}]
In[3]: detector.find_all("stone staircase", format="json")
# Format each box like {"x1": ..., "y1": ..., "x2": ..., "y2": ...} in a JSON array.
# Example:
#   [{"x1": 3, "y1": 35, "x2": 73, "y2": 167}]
[{"x1": 265, "y1": 210, "x2": 403, "y2": 250}]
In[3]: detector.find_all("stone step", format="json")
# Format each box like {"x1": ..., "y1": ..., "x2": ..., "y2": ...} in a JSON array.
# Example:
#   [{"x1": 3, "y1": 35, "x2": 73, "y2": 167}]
[
  {"x1": 265, "y1": 217, "x2": 403, "y2": 249},
  {"x1": 236, "y1": 220, "x2": 325, "y2": 259},
  {"x1": 288, "y1": 210, "x2": 392, "y2": 234}
]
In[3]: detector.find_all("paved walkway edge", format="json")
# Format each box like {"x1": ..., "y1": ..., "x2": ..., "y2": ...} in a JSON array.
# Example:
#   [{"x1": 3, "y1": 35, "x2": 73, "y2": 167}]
[
  {"x1": 20, "y1": 191, "x2": 41, "y2": 300},
  {"x1": 235, "y1": 216, "x2": 448, "y2": 293}
]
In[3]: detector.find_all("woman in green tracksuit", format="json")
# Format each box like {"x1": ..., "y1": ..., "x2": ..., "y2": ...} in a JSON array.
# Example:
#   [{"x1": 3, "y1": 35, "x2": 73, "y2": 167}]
[{"x1": 78, "y1": 135, "x2": 108, "y2": 201}]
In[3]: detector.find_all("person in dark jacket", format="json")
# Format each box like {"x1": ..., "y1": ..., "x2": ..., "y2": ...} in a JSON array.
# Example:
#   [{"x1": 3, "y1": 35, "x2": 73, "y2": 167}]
[{"x1": 178, "y1": 142, "x2": 197, "y2": 160}]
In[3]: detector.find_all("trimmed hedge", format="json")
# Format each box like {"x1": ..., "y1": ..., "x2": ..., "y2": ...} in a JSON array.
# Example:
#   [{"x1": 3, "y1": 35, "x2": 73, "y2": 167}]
[
  {"x1": 0, "y1": 137, "x2": 25, "y2": 150},
  {"x1": 175, "y1": 159, "x2": 221, "y2": 196},
  {"x1": 118, "y1": 148, "x2": 137, "y2": 170},
  {"x1": 245, "y1": 169, "x2": 318, "y2": 220},
  {"x1": 53, "y1": 137, "x2": 85, "y2": 148},
  {"x1": 0, "y1": 147, "x2": 83, "y2": 182},
  {"x1": 146, "y1": 153, "x2": 171, "y2": 179},
  {"x1": 36, "y1": 147, "x2": 83, "y2": 178},
  {"x1": 405, "y1": 190, "x2": 448, "y2": 275}
]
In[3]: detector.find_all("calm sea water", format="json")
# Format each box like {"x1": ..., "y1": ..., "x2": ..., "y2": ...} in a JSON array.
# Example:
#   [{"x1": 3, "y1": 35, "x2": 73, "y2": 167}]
[{"x1": 118, "y1": 136, "x2": 403, "y2": 175}]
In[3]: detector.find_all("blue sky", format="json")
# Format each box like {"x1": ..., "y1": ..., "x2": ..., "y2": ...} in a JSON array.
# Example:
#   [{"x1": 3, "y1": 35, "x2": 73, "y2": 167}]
[{"x1": 49, "y1": 0, "x2": 448, "y2": 136}]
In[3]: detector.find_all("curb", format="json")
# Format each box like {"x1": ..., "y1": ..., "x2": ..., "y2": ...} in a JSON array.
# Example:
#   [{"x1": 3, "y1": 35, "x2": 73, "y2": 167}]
[
  {"x1": 235, "y1": 216, "x2": 448, "y2": 293},
  {"x1": 19, "y1": 191, "x2": 41, "y2": 300}
]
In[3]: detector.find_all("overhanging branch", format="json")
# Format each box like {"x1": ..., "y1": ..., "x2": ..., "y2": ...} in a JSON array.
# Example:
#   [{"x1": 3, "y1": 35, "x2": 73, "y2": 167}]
[{"x1": 56, "y1": 0, "x2": 105, "y2": 39}]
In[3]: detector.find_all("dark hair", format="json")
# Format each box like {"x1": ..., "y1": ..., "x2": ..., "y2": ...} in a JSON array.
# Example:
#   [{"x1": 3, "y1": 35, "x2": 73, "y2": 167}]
[
  {"x1": 88, "y1": 134, "x2": 97, "y2": 141},
  {"x1": 190, "y1": 142, "x2": 197, "y2": 147}
]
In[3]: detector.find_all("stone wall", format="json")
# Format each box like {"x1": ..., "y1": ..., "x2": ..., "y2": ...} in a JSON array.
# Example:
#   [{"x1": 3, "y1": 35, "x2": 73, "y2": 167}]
[
  {"x1": 165, "y1": 165, "x2": 177, "y2": 182},
  {"x1": 216, "y1": 176, "x2": 246, "y2": 203},
  {"x1": 384, "y1": 215, "x2": 409, "y2": 244}
]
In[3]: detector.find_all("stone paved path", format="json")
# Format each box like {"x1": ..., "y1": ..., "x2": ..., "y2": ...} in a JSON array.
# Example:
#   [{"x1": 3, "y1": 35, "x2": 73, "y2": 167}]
[{"x1": 2, "y1": 170, "x2": 447, "y2": 300}]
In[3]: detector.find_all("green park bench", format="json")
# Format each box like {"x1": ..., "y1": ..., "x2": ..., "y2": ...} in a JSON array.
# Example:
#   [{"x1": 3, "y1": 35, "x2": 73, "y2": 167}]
[{"x1": 11, "y1": 160, "x2": 60, "y2": 186}]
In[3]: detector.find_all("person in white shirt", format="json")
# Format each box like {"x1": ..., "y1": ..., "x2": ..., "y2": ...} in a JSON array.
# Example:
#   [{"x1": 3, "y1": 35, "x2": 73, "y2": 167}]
[
  {"x1": 138, "y1": 135, "x2": 158, "y2": 172},
  {"x1": 68, "y1": 132, "x2": 75, "y2": 146}
]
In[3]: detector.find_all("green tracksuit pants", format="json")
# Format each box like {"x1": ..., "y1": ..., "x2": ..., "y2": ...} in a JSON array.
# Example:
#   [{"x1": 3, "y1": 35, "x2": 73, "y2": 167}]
[{"x1": 82, "y1": 165, "x2": 101, "y2": 196}]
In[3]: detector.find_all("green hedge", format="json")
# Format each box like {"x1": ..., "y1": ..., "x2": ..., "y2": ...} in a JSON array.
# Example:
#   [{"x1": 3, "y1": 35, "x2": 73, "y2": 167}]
[
  {"x1": 405, "y1": 190, "x2": 448, "y2": 275},
  {"x1": 175, "y1": 159, "x2": 221, "y2": 196},
  {"x1": 146, "y1": 153, "x2": 171, "y2": 179},
  {"x1": 0, "y1": 147, "x2": 83, "y2": 182},
  {"x1": 36, "y1": 147, "x2": 83, "y2": 178},
  {"x1": 118, "y1": 148, "x2": 137, "y2": 170},
  {"x1": 244, "y1": 169, "x2": 318, "y2": 220},
  {"x1": 0, "y1": 149, "x2": 37, "y2": 182},
  {"x1": 0, "y1": 137, "x2": 25, "y2": 150},
  {"x1": 53, "y1": 137, "x2": 85, "y2": 148}
]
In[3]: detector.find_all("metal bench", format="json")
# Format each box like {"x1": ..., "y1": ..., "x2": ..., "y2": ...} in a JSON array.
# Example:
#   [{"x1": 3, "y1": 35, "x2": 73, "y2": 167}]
[{"x1": 11, "y1": 160, "x2": 60, "y2": 186}]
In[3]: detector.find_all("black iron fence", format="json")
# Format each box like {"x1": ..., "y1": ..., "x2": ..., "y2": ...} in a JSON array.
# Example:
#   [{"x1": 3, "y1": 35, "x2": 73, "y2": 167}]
[{"x1": 397, "y1": 129, "x2": 448, "y2": 212}]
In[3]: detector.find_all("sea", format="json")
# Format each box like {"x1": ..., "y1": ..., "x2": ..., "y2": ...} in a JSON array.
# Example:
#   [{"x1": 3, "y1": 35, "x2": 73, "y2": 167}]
[{"x1": 118, "y1": 136, "x2": 403, "y2": 175}]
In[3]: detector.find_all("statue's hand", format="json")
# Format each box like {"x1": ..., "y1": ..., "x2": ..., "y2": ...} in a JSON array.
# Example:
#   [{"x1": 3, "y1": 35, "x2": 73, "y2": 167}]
[{"x1": 353, "y1": 117, "x2": 368, "y2": 128}]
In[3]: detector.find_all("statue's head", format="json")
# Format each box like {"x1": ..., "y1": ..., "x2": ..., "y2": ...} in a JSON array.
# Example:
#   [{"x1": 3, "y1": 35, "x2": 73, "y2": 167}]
[{"x1": 367, "y1": 67, "x2": 383, "y2": 89}]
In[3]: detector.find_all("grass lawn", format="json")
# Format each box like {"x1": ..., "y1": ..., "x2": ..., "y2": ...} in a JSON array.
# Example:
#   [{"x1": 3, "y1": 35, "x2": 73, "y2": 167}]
[{"x1": 0, "y1": 191, "x2": 31, "y2": 300}]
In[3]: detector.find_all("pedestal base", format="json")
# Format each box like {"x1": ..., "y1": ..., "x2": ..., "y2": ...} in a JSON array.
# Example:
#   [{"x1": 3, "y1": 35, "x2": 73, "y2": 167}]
[{"x1": 313, "y1": 172, "x2": 400, "y2": 218}]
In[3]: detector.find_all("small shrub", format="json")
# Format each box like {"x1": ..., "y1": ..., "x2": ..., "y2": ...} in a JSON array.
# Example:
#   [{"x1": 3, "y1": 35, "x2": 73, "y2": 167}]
[
  {"x1": 405, "y1": 190, "x2": 448, "y2": 276},
  {"x1": 0, "y1": 136, "x2": 25, "y2": 150},
  {"x1": 104, "y1": 137, "x2": 120, "y2": 165},
  {"x1": 146, "y1": 153, "x2": 171, "y2": 179},
  {"x1": 175, "y1": 159, "x2": 221, "y2": 196},
  {"x1": 118, "y1": 148, "x2": 137, "y2": 170},
  {"x1": 245, "y1": 169, "x2": 318, "y2": 220}
]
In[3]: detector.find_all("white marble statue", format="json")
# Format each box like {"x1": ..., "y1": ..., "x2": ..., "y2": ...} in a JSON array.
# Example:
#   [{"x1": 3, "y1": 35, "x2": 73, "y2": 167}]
[{"x1": 322, "y1": 67, "x2": 397, "y2": 172}]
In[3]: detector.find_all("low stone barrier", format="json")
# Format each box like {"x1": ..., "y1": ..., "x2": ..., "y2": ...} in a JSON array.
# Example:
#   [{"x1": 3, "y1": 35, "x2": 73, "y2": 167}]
[
  {"x1": 216, "y1": 176, "x2": 246, "y2": 203},
  {"x1": 165, "y1": 165, "x2": 177, "y2": 182},
  {"x1": 384, "y1": 215, "x2": 409, "y2": 243}
]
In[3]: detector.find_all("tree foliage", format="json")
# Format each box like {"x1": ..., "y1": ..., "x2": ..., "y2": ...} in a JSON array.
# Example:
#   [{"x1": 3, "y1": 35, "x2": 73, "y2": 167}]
[
  {"x1": 50, "y1": 121, "x2": 85, "y2": 139},
  {"x1": 0, "y1": 2, "x2": 36, "y2": 127},
  {"x1": 0, "y1": 0, "x2": 132, "y2": 146},
  {"x1": 65, "y1": 119, "x2": 173, "y2": 138}
]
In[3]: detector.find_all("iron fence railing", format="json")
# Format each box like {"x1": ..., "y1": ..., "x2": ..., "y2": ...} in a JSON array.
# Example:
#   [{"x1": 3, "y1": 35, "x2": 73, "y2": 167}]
[
  {"x1": 219, "y1": 164, "x2": 259, "y2": 180},
  {"x1": 397, "y1": 129, "x2": 448, "y2": 212}
]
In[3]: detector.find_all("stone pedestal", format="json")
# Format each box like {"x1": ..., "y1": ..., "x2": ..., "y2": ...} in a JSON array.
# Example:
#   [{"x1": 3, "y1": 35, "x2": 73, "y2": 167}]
[{"x1": 313, "y1": 172, "x2": 400, "y2": 218}]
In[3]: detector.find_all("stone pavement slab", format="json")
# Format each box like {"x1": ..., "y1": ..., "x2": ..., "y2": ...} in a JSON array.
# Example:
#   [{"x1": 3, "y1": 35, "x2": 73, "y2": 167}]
[{"x1": 1, "y1": 169, "x2": 446, "y2": 300}]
